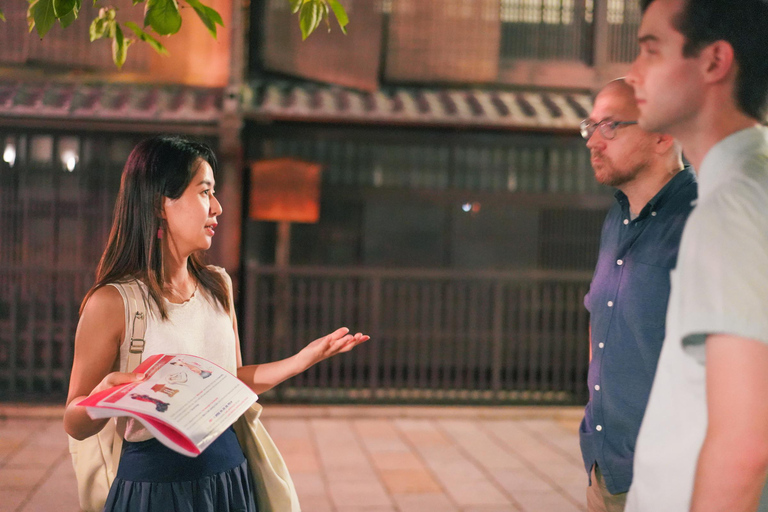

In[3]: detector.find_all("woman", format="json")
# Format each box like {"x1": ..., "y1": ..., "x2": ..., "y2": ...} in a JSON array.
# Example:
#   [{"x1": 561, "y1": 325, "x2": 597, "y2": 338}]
[{"x1": 64, "y1": 136, "x2": 368, "y2": 511}]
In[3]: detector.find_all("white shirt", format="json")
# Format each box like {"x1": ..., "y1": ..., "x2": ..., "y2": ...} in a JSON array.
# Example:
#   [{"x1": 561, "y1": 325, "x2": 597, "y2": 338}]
[
  {"x1": 111, "y1": 266, "x2": 237, "y2": 442},
  {"x1": 626, "y1": 126, "x2": 768, "y2": 511}
]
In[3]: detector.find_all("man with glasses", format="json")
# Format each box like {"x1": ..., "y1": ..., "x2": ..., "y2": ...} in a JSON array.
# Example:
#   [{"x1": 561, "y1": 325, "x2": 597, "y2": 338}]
[{"x1": 580, "y1": 78, "x2": 696, "y2": 512}]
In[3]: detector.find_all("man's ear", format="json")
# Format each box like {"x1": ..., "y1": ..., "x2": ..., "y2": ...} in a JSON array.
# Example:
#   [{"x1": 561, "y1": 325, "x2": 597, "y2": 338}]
[
  {"x1": 654, "y1": 133, "x2": 676, "y2": 155},
  {"x1": 701, "y1": 40, "x2": 736, "y2": 85}
]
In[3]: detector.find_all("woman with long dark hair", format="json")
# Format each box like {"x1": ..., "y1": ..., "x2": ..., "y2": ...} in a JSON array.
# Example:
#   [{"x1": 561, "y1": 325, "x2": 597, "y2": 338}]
[{"x1": 64, "y1": 136, "x2": 368, "y2": 511}]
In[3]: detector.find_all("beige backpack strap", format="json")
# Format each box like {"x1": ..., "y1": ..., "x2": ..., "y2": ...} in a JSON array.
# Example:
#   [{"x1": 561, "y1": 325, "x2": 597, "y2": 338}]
[
  {"x1": 109, "y1": 279, "x2": 148, "y2": 477},
  {"x1": 123, "y1": 280, "x2": 148, "y2": 373}
]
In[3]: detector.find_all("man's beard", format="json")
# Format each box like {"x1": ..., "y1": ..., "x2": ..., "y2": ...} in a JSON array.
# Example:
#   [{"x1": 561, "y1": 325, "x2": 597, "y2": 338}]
[{"x1": 592, "y1": 154, "x2": 645, "y2": 188}]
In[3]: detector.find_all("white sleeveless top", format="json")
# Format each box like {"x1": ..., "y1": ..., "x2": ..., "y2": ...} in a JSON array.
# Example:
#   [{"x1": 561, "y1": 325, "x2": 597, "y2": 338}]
[{"x1": 108, "y1": 266, "x2": 238, "y2": 442}]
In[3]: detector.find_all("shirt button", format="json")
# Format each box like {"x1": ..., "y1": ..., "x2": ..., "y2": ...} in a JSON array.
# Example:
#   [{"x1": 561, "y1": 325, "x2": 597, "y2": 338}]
[
  {"x1": 596, "y1": 425, "x2": 603, "y2": 432},
  {"x1": 595, "y1": 385, "x2": 600, "y2": 391},
  {"x1": 623, "y1": 219, "x2": 629, "y2": 225},
  {"x1": 598, "y1": 342, "x2": 604, "y2": 348},
  {"x1": 651, "y1": 211, "x2": 657, "y2": 217},
  {"x1": 617, "y1": 259, "x2": 623, "y2": 266},
  {"x1": 607, "y1": 301, "x2": 614, "y2": 307}
]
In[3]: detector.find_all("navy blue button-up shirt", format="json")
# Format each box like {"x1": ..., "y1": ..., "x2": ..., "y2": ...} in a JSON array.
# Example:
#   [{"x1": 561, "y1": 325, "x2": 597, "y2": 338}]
[{"x1": 580, "y1": 167, "x2": 697, "y2": 494}]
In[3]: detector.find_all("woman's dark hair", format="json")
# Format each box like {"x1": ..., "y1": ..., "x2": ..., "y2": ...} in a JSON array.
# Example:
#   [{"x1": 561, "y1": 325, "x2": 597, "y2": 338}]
[
  {"x1": 81, "y1": 136, "x2": 229, "y2": 318},
  {"x1": 641, "y1": 0, "x2": 768, "y2": 121}
]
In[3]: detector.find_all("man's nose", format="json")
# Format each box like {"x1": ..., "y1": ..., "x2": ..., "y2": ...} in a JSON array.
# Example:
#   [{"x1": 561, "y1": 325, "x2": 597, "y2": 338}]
[{"x1": 586, "y1": 130, "x2": 604, "y2": 149}]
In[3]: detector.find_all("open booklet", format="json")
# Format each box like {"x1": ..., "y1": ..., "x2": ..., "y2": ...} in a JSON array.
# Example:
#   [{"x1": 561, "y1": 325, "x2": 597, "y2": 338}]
[{"x1": 78, "y1": 353, "x2": 258, "y2": 457}]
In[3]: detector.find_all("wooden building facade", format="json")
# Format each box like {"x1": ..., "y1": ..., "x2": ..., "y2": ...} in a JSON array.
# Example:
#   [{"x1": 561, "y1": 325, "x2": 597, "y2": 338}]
[{"x1": 0, "y1": 0, "x2": 642, "y2": 403}]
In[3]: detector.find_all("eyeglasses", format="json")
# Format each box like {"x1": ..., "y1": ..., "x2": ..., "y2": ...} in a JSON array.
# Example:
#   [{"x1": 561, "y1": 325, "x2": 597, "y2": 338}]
[{"x1": 580, "y1": 119, "x2": 639, "y2": 140}]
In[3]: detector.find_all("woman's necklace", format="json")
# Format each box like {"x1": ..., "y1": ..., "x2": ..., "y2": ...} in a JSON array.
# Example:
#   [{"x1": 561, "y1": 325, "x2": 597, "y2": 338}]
[{"x1": 164, "y1": 281, "x2": 198, "y2": 303}]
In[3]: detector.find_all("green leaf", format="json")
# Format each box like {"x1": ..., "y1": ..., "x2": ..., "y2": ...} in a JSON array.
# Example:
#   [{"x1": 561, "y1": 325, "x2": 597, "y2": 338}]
[
  {"x1": 185, "y1": 0, "x2": 223, "y2": 38},
  {"x1": 59, "y1": 8, "x2": 78, "y2": 27},
  {"x1": 144, "y1": 0, "x2": 182, "y2": 36},
  {"x1": 299, "y1": 0, "x2": 322, "y2": 40},
  {"x1": 328, "y1": 0, "x2": 347, "y2": 34},
  {"x1": 289, "y1": 0, "x2": 302, "y2": 14},
  {"x1": 89, "y1": 7, "x2": 115, "y2": 40},
  {"x1": 112, "y1": 22, "x2": 130, "y2": 68},
  {"x1": 29, "y1": 0, "x2": 57, "y2": 38},
  {"x1": 132, "y1": 0, "x2": 144, "y2": 5},
  {"x1": 52, "y1": 0, "x2": 76, "y2": 18},
  {"x1": 0, "y1": 7, "x2": 6, "y2": 22},
  {"x1": 89, "y1": 17, "x2": 106, "y2": 40},
  {"x1": 125, "y1": 21, "x2": 169, "y2": 55}
]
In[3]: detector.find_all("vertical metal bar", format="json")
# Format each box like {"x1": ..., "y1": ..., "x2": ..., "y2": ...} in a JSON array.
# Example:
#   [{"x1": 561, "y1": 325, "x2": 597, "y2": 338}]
[
  {"x1": 540, "y1": 283, "x2": 553, "y2": 392},
  {"x1": 454, "y1": 281, "x2": 467, "y2": 390},
  {"x1": 369, "y1": 276, "x2": 381, "y2": 391},
  {"x1": 418, "y1": 280, "x2": 431, "y2": 390},
  {"x1": 529, "y1": 284, "x2": 541, "y2": 392},
  {"x1": 9, "y1": 283, "x2": 18, "y2": 396},
  {"x1": 318, "y1": 279, "x2": 331, "y2": 388},
  {"x1": 43, "y1": 273, "x2": 54, "y2": 393},
  {"x1": 381, "y1": 280, "x2": 393, "y2": 389},
  {"x1": 344, "y1": 278, "x2": 355, "y2": 389},
  {"x1": 307, "y1": 279, "x2": 319, "y2": 388},
  {"x1": 25, "y1": 279, "x2": 35, "y2": 393},
  {"x1": 552, "y1": 283, "x2": 565, "y2": 393},
  {"x1": 466, "y1": 282, "x2": 479, "y2": 390},
  {"x1": 564, "y1": 284, "x2": 577, "y2": 394},
  {"x1": 295, "y1": 279, "x2": 307, "y2": 389},
  {"x1": 429, "y1": 280, "x2": 442, "y2": 390},
  {"x1": 330, "y1": 279, "x2": 343, "y2": 389},
  {"x1": 491, "y1": 281, "x2": 504, "y2": 392},
  {"x1": 516, "y1": 284, "x2": 528, "y2": 391},
  {"x1": 61, "y1": 282, "x2": 75, "y2": 394},
  {"x1": 394, "y1": 281, "x2": 407, "y2": 391},
  {"x1": 243, "y1": 265, "x2": 258, "y2": 365},
  {"x1": 406, "y1": 282, "x2": 418, "y2": 390}
]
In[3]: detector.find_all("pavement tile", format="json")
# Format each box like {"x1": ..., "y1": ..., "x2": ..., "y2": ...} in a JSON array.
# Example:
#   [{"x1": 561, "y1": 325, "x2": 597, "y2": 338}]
[
  {"x1": 0, "y1": 467, "x2": 47, "y2": 489},
  {"x1": 462, "y1": 507, "x2": 521, "y2": 512},
  {"x1": 297, "y1": 496, "x2": 334, "y2": 512},
  {"x1": 19, "y1": 453, "x2": 80, "y2": 512},
  {"x1": 514, "y1": 490, "x2": 584, "y2": 512},
  {"x1": 494, "y1": 468, "x2": 556, "y2": 493},
  {"x1": 336, "y1": 507, "x2": 397, "y2": 512},
  {"x1": 391, "y1": 492, "x2": 458, "y2": 512},
  {"x1": 368, "y1": 450, "x2": 424, "y2": 471},
  {"x1": 0, "y1": 405, "x2": 589, "y2": 512},
  {"x1": 0, "y1": 489, "x2": 27, "y2": 512},
  {"x1": 262, "y1": 417, "x2": 312, "y2": 439},
  {"x1": 395, "y1": 420, "x2": 511, "y2": 507},
  {"x1": 328, "y1": 480, "x2": 393, "y2": 508},
  {"x1": 379, "y1": 468, "x2": 442, "y2": 494},
  {"x1": 271, "y1": 437, "x2": 321, "y2": 473},
  {"x1": 5, "y1": 443, "x2": 68, "y2": 468},
  {"x1": 440, "y1": 419, "x2": 527, "y2": 471}
]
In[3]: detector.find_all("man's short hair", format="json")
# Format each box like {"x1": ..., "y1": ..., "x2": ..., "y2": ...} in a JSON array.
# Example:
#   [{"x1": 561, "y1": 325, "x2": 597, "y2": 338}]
[{"x1": 641, "y1": 0, "x2": 768, "y2": 122}]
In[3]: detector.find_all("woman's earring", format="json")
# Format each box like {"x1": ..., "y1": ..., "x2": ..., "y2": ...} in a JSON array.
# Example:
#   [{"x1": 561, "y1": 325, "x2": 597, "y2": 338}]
[{"x1": 157, "y1": 226, "x2": 164, "y2": 239}]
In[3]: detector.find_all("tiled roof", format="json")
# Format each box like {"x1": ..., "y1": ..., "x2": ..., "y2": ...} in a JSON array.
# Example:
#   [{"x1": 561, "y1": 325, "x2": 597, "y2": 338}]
[
  {"x1": 0, "y1": 81, "x2": 222, "y2": 123},
  {"x1": 244, "y1": 80, "x2": 593, "y2": 131},
  {"x1": 0, "y1": 80, "x2": 595, "y2": 132}
]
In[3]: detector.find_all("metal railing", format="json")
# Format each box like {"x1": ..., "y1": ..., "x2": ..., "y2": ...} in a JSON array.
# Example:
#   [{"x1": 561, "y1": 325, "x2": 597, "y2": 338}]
[
  {"x1": 0, "y1": 264, "x2": 592, "y2": 403},
  {"x1": 243, "y1": 263, "x2": 591, "y2": 404},
  {"x1": 0, "y1": 269, "x2": 92, "y2": 398}
]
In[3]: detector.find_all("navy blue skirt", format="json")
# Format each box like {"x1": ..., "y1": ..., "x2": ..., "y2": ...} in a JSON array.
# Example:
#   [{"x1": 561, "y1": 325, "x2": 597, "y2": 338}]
[{"x1": 104, "y1": 426, "x2": 258, "y2": 512}]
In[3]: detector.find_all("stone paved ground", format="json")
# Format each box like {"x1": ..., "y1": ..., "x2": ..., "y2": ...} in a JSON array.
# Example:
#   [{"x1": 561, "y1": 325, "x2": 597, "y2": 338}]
[{"x1": 0, "y1": 404, "x2": 586, "y2": 512}]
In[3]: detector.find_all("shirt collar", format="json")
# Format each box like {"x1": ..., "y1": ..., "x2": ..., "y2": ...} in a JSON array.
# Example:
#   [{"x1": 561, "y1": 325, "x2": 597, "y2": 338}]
[
  {"x1": 697, "y1": 125, "x2": 768, "y2": 200},
  {"x1": 614, "y1": 164, "x2": 696, "y2": 218}
]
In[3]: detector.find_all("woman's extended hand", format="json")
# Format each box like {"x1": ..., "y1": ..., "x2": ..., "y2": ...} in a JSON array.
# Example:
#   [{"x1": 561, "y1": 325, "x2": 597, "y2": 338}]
[
  {"x1": 298, "y1": 327, "x2": 369, "y2": 369},
  {"x1": 89, "y1": 371, "x2": 146, "y2": 397}
]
